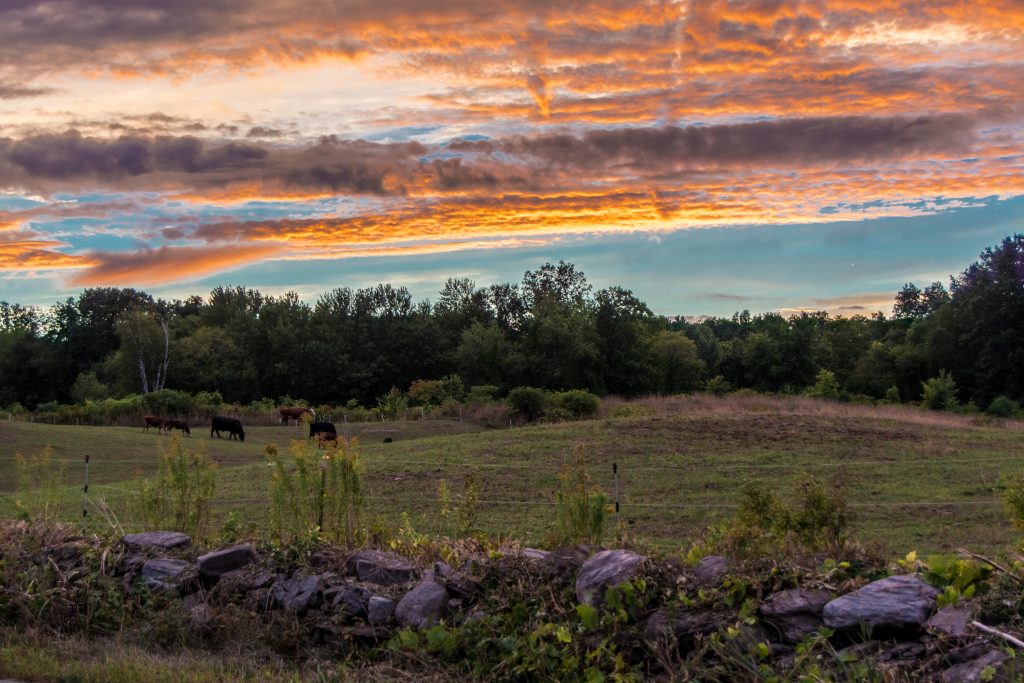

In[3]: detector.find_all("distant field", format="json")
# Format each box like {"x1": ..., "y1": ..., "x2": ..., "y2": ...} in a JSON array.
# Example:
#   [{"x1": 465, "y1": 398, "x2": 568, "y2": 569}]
[{"x1": 2, "y1": 395, "x2": 1023, "y2": 555}]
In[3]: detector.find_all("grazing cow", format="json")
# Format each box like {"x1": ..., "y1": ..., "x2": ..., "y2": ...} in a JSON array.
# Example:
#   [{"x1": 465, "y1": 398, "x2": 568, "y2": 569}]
[
  {"x1": 211, "y1": 416, "x2": 245, "y2": 441},
  {"x1": 142, "y1": 415, "x2": 166, "y2": 433},
  {"x1": 165, "y1": 418, "x2": 192, "y2": 436},
  {"x1": 279, "y1": 406, "x2": 315, "y2": 425},
  {"x1": 308, "y1": 421, "x2": 337, "y2": 439},
  {"x1": 313, "y1": 431, "x2": 338, "y2": 449}
]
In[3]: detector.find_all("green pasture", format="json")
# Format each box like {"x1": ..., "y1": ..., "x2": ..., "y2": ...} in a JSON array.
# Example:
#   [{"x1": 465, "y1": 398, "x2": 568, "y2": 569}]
[{"x1": 2, "y1": 405, "x2": 1024, "y2": 555}]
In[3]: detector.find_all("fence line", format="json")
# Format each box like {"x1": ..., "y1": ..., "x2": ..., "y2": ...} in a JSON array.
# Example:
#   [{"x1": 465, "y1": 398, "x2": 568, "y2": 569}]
[{"x1": 4, "y1": 454, "x2": 1024, "y2": 471}]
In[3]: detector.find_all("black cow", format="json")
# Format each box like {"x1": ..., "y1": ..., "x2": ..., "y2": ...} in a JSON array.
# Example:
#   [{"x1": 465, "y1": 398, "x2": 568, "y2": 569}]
[
  {"x1": 211, "y1": 416, "x2": 245, "y2": 441},
  {"x1": 308, "y1": 421, "x2": 337, "y2": 439}
]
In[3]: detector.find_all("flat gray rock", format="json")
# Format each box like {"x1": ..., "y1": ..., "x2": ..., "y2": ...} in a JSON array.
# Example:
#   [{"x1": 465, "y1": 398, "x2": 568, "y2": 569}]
[
  {"x1": 759, "y1": 588, "x2": 831, "y2": 644},
  {"x1": 694, "y1": 555, "x2": 729, "y2": 584},
  {"x1": 140, "y1": 558, "x2": 190, "y2": 592},
  {"x1": 644, "y1": 607, "x2": 732, "y2": 647},
  {"x1": 123, "y1": 531, "x2": 191, "y2": 550},
  {"x1": 273, "y1": 573, "x2": 323, "y2": 612},
  {"x1": 927, "y1": 604, "x2": 971, "y2": 637},
  {"x1": 823, "y1": 575, "x2": 939, "y2": 631},
  {"x1": 521, "y1": 548, "x2": 551, "y2": 562},
  {"x1": 198, "y1": 543, "x2": 256, "y2": 576},
  {"x1": 347, "y1": 549, "x2": 418, "y2": 585},
  {"x1": 368, "y1": 595, "x2": 396, "y2": 626},
  {"x1": 575, "y1": 549, "x2": 645, "y2": 607},
  {"x1": 395, "y1": 581, "x2": 448, "y2": 629},
  {"x1": 941, "y1": 648, "x2": 1010, "y2": 683},
  {"x1": 324, "y1": 584, "x2": 373, "y2": 619}
]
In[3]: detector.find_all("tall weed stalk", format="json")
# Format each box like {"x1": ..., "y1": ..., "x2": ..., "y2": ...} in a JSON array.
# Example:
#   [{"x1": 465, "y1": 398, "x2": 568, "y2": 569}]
[
  {"x1": 136, "y1": 437, "x2": 217, "y2": 538},
  {"x1": 554, "y1": 447, "x2": 607, "y2": 545},
  {"x1": 267, "y1": 438, "x2": 364, "y2": 545}
]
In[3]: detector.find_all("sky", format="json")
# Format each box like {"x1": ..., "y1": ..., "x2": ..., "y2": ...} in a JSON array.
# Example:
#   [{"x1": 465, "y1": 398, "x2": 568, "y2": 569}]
[{"x1": 0, "y1": 0, "x2": 1022, "y2": 317}]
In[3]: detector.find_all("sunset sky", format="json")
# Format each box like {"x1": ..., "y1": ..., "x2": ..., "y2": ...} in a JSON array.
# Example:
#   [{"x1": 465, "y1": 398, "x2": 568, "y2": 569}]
[{"x1": 1, "y1": 0, "x2": 1022, "y2": 316}]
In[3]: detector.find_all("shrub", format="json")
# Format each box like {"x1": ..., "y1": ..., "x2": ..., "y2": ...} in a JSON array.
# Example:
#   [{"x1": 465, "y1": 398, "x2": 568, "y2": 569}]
[
  {"x1": 704, "y1": 375, "x2": 732, "y2": 396},
  {"x1": 193, "y1": 390, "x2": 224, "y2": 417},
  {"x1": 135, "y1": 437, "x2": 218, "y2": 538},
  {"x1": 732, "y1": 476, "x2": 849, "y2": 556},
  {"x1": 551, "y1": 390, "x2": 601, "y2": 419},
  {"x1": 553, "y1": 448, "x2": 608, "y2": 545},
  {"x1": 508, "y1": 386, "x2": 548, "y2": 421},
  {"x1": 440, "y1": 374, "x2": 465, "y2": 402},
  {"x1": 408, "y1": 379, "x2": 445, "y2": 406},
  {"x1": 987, "y1": 395, "x2": 1020, "y2": 418},
  {"x1": 807, "y1": 369, "x2": 841, "y2": 400},
  {"x1": 377, "y1": 387, "x2": 409, "y2": 419},
  {"x1": 466, "y1": 385, "x2": 500, "y2": 403},
  {"x1": 141, "y1": 389, "x2": 196, "y2": 417},
  {"x1": 884, "y1": 386, "x2": 902, "y2": 404},
  {"x1": 921, "y1": 370, "x2": 958, "y2": 411},
  {"x1": 70, "y1": 371, "x2": 110, "y2": 404}
]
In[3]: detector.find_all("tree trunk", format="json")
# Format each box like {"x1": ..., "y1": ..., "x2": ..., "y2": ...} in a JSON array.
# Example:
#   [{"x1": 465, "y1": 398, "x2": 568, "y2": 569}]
[
  {"x1": 136, "y1": 348, "x2": 150, "y2": 394},
  {"x1": 154, "y1": 316, "x2": 170, "y2": 392}
]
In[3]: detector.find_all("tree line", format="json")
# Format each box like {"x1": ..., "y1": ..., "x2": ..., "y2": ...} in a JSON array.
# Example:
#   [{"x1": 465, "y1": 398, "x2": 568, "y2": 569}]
[{"x1": 0, "y1": 235, "x2": 1021, "y2": 412}]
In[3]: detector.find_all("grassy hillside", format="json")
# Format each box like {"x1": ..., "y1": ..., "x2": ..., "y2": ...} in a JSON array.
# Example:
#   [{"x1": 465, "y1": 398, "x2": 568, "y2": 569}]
[{"x1": 2, "y1": 395, "x2": 1023, "y2": 554}]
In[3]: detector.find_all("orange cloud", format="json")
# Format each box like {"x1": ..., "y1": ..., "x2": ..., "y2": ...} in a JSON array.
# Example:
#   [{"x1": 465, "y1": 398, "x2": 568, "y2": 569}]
[
  {"x1": 68, "y1": 243, "x2": 279, "y2": 286},
  {"x1": 0, "y1": 240, "x2": 92, "y2": 271}
]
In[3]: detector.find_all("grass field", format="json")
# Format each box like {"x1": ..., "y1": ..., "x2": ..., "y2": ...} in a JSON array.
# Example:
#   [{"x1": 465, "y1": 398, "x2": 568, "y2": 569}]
[{"x1": 2, "y1": 394, "x2": 1023, "y2": 555}]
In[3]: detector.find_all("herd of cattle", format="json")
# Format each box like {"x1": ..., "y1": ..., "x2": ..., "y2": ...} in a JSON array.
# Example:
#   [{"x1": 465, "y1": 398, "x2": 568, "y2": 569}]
[{"x1": 141, "y1": 406, "x2": 340, "y2": 447}]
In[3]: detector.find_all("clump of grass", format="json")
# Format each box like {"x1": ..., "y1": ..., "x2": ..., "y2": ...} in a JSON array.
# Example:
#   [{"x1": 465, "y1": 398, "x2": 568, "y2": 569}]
[{"x1": 135, "y1": 436, "x2": 217, "y2": 538}]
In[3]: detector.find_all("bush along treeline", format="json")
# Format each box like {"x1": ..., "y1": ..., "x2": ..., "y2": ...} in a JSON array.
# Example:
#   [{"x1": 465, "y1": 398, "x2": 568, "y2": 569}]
[{"x1": 1, "y1": 235, "x2": 1023, "y2": 416}]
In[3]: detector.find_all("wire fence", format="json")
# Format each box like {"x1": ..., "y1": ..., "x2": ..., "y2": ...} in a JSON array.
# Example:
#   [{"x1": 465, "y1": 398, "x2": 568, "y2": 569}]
[{"x1": 1, "y1": 446, "x2": 1018, "y2": 547}]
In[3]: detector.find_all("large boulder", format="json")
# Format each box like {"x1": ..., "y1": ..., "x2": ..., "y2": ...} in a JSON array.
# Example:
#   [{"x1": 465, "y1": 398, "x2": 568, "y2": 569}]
[
  {"x1": 123, "y1": 531, "x2": 191, "y2": 550},
  {"x1": 140, "y1": 558, "x2": 190, "y2": 592},
  {"x1": 197, "y1": 543, "x2": 256, "y2": 577},
  {"x1": 272, "y1": 573, "x2": 323, "y2": 612},
  {"x1": 823, "y1": 575, "x2": 939, "y2": 631},
  {"x1": 395, "y1": 581, "x2": 448, "y2": 629},
  {"x1": 347, "y1": 550, "x2": 418, "y2": 585},
  {"x1": 759, "y1": 588, "x2": 832, "y2": 644},
  {"x1": 575, "y1": 549, "x2": 646, "y2": 607}
]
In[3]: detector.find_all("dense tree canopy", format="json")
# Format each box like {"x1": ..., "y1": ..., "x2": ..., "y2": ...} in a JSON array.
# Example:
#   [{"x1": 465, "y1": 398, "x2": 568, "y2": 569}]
[{"x1": 1, "y1": 236, "x2": 1022, "y2": 409}]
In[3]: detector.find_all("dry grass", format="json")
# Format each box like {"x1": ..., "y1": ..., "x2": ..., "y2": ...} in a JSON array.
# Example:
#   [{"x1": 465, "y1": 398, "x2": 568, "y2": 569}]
[
  {"x1": 0, "y1": 627, "x2": 453, "y2": 682},
  {"x1": 602, "y1": 393, "x2": 1024, "y2": 431}
]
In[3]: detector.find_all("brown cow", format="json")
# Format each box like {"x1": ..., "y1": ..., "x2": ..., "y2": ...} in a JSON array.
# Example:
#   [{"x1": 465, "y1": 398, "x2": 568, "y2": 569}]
[
  {"x1": 164, "y1": 419, "x2": 192, "y2": 436},
  {"x1": 279, "y1": 405, "x2": 315, "y2": 425},
  {"x1": 142, "y1": 415, "x2": 166, "y2": 433}
]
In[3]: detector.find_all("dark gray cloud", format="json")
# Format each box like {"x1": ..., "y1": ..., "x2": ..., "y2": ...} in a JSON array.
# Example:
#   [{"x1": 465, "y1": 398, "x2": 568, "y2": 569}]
[
  {"x1": 247, "y1": 126, "x2": 284, "y2": 138},
  {"x1": 0, "y1": 81, "x2": 55, "y2": 99},
  {"x1": 0, "y1": 115, "x2": 981, "y2": 196},
  {"x1": 451, "y1": 114, "x2": 978, "y2": 169}
]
